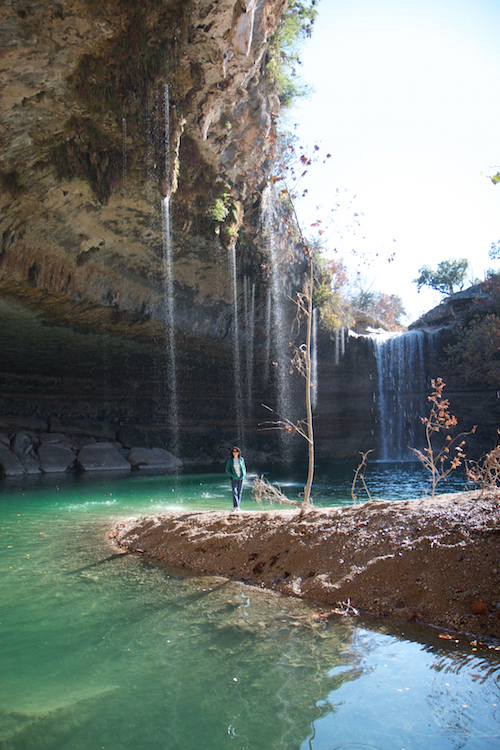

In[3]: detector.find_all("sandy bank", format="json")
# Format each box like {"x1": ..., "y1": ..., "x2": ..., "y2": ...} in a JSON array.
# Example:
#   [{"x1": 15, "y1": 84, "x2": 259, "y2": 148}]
[{"x1": 111, "y1": 491, "x2": 500, "y2": 641}]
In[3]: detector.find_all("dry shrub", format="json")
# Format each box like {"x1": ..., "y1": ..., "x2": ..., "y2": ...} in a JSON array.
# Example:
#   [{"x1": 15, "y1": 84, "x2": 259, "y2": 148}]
[
  {"x1": 251, "y1": 475, "x2": 300, "y2": 508},
  {"x1": 351, "y1": 449, "x2": 373, "y2": 504},
  {"x1": 410, "y1": 378, "x2": 476, "y2": 497},
  {"x1": 466, "y1": 445, "x2": 500, "y2": 494}
]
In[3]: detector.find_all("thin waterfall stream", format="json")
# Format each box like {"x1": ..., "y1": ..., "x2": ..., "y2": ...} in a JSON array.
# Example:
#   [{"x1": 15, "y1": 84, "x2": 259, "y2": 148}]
[
  {"x1": 161, "y1": 83, "x2": 179, "y2": 455},
  {"x1": 261, "y1": 184, "x2": 291, "y2": 430},
  {"x1": 229, "y1": 244, "x2": 244, "y2": 447},
  {"x1": 243, "y1": 275, "x2": 256, "y2": 434}
]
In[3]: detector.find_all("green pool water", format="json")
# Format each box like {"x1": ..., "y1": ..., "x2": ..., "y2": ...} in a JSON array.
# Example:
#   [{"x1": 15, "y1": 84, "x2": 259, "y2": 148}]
[{"x1": 0, "y1": 468, "x2": 498, "y2": 750}]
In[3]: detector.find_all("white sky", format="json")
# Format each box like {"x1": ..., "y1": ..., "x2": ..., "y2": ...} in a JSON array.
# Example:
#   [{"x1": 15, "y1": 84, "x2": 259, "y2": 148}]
[{"x1": 289, "y1": 0, "x2": 500, "y2": 323}]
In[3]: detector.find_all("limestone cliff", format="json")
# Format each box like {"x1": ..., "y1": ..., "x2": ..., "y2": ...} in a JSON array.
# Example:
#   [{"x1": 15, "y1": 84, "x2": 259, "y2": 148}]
[{"x1": 0, "y1": 0, "x2": 308, "y2": 452}]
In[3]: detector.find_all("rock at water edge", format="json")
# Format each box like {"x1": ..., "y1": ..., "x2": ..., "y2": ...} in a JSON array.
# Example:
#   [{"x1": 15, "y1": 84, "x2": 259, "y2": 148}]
[
  {"x1": 127, "y1": 447, "x2": 182, "y2": 470},
  {"x1": 77, "y1": 443, "x2": 131, "y2": 471},
  {"x1": 38, "y1": 444, "x2": 77, "y2": 473},
  {"x1": 0, "y1": 446, "x2": 26, "y2": 475}
]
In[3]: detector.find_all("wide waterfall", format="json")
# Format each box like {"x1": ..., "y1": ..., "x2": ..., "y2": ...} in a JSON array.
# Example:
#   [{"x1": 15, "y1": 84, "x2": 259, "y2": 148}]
[{"x1": 371, "y1": 330, "x2": 437, "y2": 461}]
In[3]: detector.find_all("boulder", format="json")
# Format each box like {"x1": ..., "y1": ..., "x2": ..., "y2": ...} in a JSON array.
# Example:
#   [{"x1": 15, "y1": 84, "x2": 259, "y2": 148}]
[
  {"x1": 0, "y1": 446, "x2": 26, "y2": 475},
  {"x1": 37, "y1": 444, "x2": 77, "y2": 473},
  {"x1": 0, "y1": 433, "x2": 10, "y2": 448},
  {"x1": 40, "y1": 432, "x2": 69, "y2": 443},
  {"x1": 127, "y1": 447, "x2": 183, "y2": 470},
  {"x1": 49, "y1": 417, "x2": 116, "y2": 441},
  {"x1": 2, "y1": 416, "x2": 48, "y2": 431},
  {"x1": 117, "y1": 424, "x2": 151, "y2": 449},
  {"x1": 11, "y1": 432, "x2": 34, "y2": 456},
  {"x1": 19, "y1": 453, "x2": 41, "y2": 474},
  {"x1": 77, "y1": 442, "x2": 131, "y2": 471}
]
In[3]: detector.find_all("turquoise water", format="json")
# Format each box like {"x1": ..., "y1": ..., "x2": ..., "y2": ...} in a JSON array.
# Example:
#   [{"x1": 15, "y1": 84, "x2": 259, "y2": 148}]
[{"x1": 0, "y1": 466, "x2": 498, "y2": 750}]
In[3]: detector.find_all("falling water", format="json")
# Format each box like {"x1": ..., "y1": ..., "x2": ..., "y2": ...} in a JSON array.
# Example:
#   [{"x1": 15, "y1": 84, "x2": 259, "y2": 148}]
[
  {"x1": 371, "y1": 330, "x2": 428, "y2": 460},
  {"x1": 263, "y1": 286, "x2": 272, "y2": 378},
  {"x1": 120, "y1": 117, "x2": 132, "y2": 417},
  {"x1": 161, "y1": 83, "x2": 179, "y2": 455},
  {"x1": 243, "y1": 276, "x2": 256, "y2": 430},
  {"x1": 261, "y1": 185, "x2": 291, "y2": 428},
  {"x1": 121, "y1": 117, "x2": 127, "y2": 235},
  {"x1": 311, "y1": 307, "x2": 318, "y2": 409},
  {"x1": 334, "y1": 326, "x2": 346, "y2": 366},
  {"x1": 229, "y1": 244, "x2": 244, "y2": 446}
]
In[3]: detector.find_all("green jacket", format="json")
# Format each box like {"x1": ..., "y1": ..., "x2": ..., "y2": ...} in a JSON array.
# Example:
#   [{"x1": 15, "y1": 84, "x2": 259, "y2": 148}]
[{"x1": 225, "y1": 456, "x2": 247, "y2": 481}]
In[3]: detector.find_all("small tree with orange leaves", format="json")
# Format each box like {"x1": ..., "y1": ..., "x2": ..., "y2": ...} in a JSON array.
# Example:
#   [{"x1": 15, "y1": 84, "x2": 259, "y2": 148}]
[{"x1": 410, "y1": 378, "x2": 476, "y2": 497}]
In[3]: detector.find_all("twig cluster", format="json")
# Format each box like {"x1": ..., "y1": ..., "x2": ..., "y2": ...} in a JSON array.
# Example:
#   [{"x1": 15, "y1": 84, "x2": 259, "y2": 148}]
[
  {"x1": 466, "y1": 443, "x2": 500, "y2": 493},
  {"x1": 250, "y1": 475, "x2": 300, "y2": 508},
  {"x1": 351, "y1": 450, "x2": 374, "y2": 504},
  {"x1": 410, "y1": 377, "x2": 476, "y2": 497}
]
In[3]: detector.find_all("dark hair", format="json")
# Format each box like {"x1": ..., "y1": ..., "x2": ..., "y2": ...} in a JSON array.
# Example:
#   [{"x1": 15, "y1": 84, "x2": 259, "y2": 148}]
[{"x1": 231, "y1": 446, "x2": 241, "y2": 457}]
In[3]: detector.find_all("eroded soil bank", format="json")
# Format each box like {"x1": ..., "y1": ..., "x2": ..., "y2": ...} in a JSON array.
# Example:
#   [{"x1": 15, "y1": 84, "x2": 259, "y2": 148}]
[{"x1": 111, "y1": 491, "x2": 500, "y2": 641}]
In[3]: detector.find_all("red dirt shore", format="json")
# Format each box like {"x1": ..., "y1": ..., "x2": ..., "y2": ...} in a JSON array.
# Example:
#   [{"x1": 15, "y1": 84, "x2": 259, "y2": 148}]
[{"x1": 110, "y1": 491, "x2": 500, "y2": 641}]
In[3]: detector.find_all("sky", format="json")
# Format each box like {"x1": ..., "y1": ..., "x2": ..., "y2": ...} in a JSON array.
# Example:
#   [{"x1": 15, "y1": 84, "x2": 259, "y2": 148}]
[{"x1": 288, "y1": 0, "x2": 500, "y2": 323}]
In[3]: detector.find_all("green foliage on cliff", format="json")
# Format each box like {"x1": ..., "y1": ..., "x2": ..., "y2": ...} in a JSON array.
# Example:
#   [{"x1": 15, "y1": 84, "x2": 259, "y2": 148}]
[
  {"x1": 69, "y1": 4, "x2": 188, "y2": 119},
  {"x1": 414, "y1": 258, "x2": 470, "y2": 296},
  {"x1": 0, "y1": 169, "x2": 23, "y2": 198},
  {"x1": 48, "y1": 117, "x2": 121, "y2": 204},
  {"x1": 446, "y1": 274, "x2": 500, "y2": 386},
  {"x1": 267, "y1": 0, "x2": 318, "y2": 107},
  {"x1": 312, "y1": 250, "x2": 353, "y2": 330},
  {"x1": 350, "y1": 288, "x2": 406, "y2": 330}
]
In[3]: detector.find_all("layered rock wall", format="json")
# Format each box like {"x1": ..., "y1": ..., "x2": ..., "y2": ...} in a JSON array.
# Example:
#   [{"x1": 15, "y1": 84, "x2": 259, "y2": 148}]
[{"x1": 0, "y1": 0, "x2": 308, "y2": 455}]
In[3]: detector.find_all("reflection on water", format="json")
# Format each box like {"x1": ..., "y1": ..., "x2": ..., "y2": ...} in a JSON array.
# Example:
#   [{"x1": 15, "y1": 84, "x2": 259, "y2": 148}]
[{"x1": 0, "y1": 468, "x2": 498, "y2": 750}]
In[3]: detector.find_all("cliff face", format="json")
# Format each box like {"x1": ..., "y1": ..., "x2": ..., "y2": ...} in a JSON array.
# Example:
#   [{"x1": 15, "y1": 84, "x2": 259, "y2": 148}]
[{"x1": 0, "y1": 0, "x2": 309, "y2": 451}]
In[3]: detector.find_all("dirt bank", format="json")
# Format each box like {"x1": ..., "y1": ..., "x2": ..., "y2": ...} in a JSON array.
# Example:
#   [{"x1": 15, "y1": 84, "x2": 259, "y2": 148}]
[{"x1": 111, "y1": 491, "x2": 500, "y2": 641}]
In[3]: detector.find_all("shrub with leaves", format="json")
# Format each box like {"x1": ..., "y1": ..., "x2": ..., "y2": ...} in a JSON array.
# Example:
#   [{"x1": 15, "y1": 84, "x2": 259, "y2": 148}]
[
  {"x1": 266, "y1": 0, "x2": 318, "y2": 107},
  {"x1": 410, "y1": 378, "x2": 476, "y2": 497}
]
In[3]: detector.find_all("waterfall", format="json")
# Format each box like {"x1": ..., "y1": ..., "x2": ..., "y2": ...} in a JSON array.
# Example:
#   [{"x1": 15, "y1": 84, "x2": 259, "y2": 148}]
[
  {"x1": 334, "y1": 326, "x2": 346, "y2": 365},
  {"x1": 161, "y1": 83, "x2": 179, "y2": 455},
  {"x1": 161, "y1": 196, "x2": 179, "y2": 454},
  {"x1": 261, "y1": 184, "x2": 291, "y2": 428},
  {"x1": 311, "y1": 307, "x2": 318, "y2": 409},
  {"x1": 243, "y1": 276, "x2": 255, "y2": 431},
  {"x1": 229, "y1": 245, "x2": 244, "y2": 446},
  {"x1": 121, "y1": 117, "x2": 128, "y2": 238},
  {"x1": 371, "y1": 330, "x2": 429, "y2": 461}
]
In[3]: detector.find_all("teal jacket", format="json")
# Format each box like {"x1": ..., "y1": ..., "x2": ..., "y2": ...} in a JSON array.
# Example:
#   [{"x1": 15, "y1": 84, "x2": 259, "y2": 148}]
[{"x1": 225, "y1": 456, "x2": 247, "y2": 481}]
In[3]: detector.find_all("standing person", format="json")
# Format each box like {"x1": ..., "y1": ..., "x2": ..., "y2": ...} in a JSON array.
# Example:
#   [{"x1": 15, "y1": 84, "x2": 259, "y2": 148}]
[{"x1": 225, "y1": 446, "x2": 247, "y2": 510}]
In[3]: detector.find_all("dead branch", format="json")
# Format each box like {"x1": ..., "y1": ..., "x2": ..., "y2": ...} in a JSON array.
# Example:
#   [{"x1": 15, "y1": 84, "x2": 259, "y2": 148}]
[
  {"x1": 251, "y1": 475, "x2": 300, "y2": 507},
  {"x1": 351, "y1": 449, "x2": 374, "y2": 504}
]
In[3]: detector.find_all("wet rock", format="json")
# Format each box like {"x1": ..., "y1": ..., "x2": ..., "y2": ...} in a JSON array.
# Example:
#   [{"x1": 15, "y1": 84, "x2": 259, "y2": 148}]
[
  {"x1": 0, "y1": 433, "x2": 10, "y2": 447},
  {"x1": 50, "y1": 418, "x2": 116, "y2": 441},
  {"x1": 0, "y1": 445, "x2": 26, "y2": 475},
  {"x1": 11, "y1": 431, "x2": 34, "y2": 456},
  {"x1": 2, "y1": 415, "x2": 48, "y2": 431},
  {"x1": 77, "y1": 442, "x2": 131, "y2": 471},
  {"x1": 70, "y1": 436, "x2": 98, "y2": 452},
  {"x1": 40, "y1": 432, "x2": 69, "y2": 443},
  {"x1": 127, "y1": 447, "x2": 182, "y2": 470},
  {"x1": 37, "y1": 444, "x2": 77, "y2": 473},
  {"x1": 117, "y1": 424, "x2": 151, "y2": 449},
  {"x1": 19, "y1": 452, "x2": 41, "y2": 474}
]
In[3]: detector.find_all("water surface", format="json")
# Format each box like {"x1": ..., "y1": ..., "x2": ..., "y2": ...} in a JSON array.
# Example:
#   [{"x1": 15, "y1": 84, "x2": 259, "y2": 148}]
[{"x1": 0, "y1": 466, "x2": 497, "y2": 749}]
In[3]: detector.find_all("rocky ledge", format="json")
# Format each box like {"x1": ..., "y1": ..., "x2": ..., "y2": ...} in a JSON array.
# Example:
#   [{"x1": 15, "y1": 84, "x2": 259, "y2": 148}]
[
  {"x1": 0, "y1": 414, "x2": 182, "y2": 475},
  {"x1": 111, "y1": 491, "x2": 500, "y2": 642}
]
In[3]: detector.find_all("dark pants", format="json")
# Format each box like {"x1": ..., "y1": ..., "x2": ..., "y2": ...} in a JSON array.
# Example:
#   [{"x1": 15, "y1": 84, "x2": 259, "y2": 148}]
[{"x1": 231, "y1": 479, "x2": 244, "y2": 508}]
